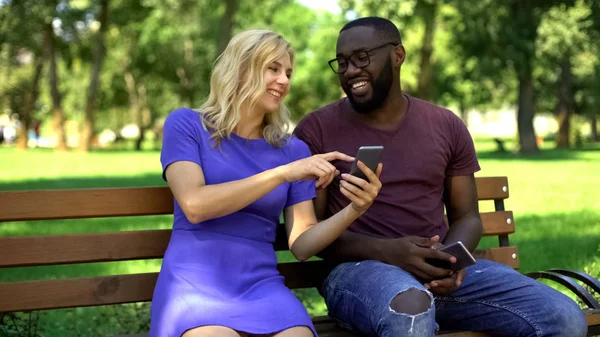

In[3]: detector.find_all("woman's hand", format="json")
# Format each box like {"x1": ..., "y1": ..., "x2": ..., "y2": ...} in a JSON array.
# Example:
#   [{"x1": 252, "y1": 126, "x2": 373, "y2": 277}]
[
  {"x1": 339, "y1": 161, "x2": 383, "y2": 212},
  {"x1": 278, "y1": 151, "x2": 355, "y2": 189}
]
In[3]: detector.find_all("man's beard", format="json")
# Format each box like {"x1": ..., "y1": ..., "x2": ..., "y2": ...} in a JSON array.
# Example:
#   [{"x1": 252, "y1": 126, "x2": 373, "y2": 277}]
[{"x1": 344, "y1": 58, "x2": 394, "y2": 114}]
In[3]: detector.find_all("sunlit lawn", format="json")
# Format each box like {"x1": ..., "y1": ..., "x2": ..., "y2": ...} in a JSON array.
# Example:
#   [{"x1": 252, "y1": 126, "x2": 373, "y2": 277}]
[{"x1": 1, "y1": 138, "x2": 599, "y2": 336}]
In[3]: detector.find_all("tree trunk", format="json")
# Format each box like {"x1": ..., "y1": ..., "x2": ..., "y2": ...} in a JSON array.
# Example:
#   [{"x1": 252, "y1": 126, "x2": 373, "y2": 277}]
[
  {"x1": 591, "y1": 113, "x2": 598, "y2": 142},
  {"x1": 176, "y1": 38, "x2": 195, "y2": 107},
  {"x1": 44, "y1": 21, "x2": 68, "y2": 151},
  {"x1": 79, "y1": 0, "x2": 109, "y2": 152},
  {"x1": 124, "y1": 72, "x2": 139, "y2": 123},
  {"x1": 556, "y1": 58, "x2": 573, "y2": 149},
  {"x1": 16, "y1": 58, "x2": 44, "y2": 150},
  {"x1": 136, "y1": 84, "x2": 151, "y2": 151},
  {"x1": 416, "y1": 0, "x2": 437, "y2": 102},
  {"x1": 217, "y1": 0, "x2": 239, "y2": 55},
  {"x1": 4, "y1": 44, "x2": 12, "y2": 79},
  {"x1": 125, "y1": 72, "x2": 150, "y2": 151},
  {"x1": 513, "y1": 2, "x2": 539, "y2": 154},
  {"x1": 517, "y1": 73, "x2": 539, "y2": 153},
  {"x1": 16, "y1": 121, "x2": 29, "y2": 150}
]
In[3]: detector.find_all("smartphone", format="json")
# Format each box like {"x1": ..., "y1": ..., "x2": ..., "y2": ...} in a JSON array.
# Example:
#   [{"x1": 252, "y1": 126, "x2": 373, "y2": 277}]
[
  {"x1": 349, "y1": 146, "x2": 383, "y2": 181},
  {"x1": 425, "y1": 241, "x2": 476, "y2": 272}
]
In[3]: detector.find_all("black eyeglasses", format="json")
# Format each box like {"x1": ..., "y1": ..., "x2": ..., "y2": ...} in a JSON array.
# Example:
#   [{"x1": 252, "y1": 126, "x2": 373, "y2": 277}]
[{"x1": 328, "y1": 43, "x2": 399, "y2": 74}]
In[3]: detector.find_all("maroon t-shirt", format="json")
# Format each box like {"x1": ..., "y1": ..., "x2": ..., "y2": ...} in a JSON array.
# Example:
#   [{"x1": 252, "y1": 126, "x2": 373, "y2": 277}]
[{"x1": 294, "y1": 95, "x2": 480, "y2": 240}]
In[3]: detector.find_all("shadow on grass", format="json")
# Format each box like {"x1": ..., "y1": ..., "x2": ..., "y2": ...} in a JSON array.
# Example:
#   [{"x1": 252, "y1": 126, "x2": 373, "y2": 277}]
[
  {"x1": 90, "y1": 147, "x2": 161, "y2": 154},
  {"x1": 0, "y1": 145, "x2": 161, "y2": 153},
  {"x1": 475, "y1": 148, "x2": 600, "y2": 161},
  {"x1": 0, "y1": 174, "x2": 166, "y2": 191}
]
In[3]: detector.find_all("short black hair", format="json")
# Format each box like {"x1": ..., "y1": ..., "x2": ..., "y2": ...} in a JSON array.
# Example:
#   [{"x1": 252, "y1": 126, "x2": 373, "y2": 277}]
[{"x1": 340, "y1": 17, "x2": 402, "y2": 45}]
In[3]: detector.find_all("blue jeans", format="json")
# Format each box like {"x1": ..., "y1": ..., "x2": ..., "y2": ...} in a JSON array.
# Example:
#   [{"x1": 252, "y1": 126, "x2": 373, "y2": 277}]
[{"x1": 321, "y1": 259, "x2": 588, "y2": 337}]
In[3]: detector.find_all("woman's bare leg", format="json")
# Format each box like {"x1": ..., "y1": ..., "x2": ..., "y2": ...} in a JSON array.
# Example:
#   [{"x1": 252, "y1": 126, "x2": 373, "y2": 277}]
[{"x1": 182, "y1": 325, "x2": 248, "y2": 337}]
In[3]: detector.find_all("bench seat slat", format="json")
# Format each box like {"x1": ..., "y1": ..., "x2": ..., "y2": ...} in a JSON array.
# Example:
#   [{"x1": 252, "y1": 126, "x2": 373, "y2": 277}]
[{"x1": 587, "y1": 309, "x2": 600, "y2": 326}]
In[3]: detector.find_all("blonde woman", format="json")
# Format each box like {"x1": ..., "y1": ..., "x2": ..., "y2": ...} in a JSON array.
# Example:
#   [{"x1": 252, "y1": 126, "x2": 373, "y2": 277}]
[{"x1": 150, "y1": 30, "x2": 383, "y2": 337}]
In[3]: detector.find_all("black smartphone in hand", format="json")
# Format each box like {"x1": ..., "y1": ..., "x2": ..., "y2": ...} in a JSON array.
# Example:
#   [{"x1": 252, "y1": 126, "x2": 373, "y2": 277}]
[
  {"x1": 426, "y1": 241, "x2": 476, "y2": 272},
  {"x1": 349, "y1": 146, "x2": 383, "y2": 181}
]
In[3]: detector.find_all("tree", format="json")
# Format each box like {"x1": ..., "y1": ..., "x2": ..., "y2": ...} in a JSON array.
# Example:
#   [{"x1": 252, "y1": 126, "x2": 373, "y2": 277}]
[
  {"x1": 0, "y1": 0, "x2": 48, "y2": 150},
  {"x1": 453, "y1": 0, "x2": 575, "y2": 153},
  {"x1": 79, "y1": 0, "x2": 109, "y2": 152},
  {"x1": 217, "y1": 0, "x2": 239, "y2": 55},
  {"x1": 585, "y1": 0, "x2": 600, "y2": 141},
  {"x1": 437, "y1": 4, "x2": 516, "y2": 127},
  {"x1": 536, "y1": 0, "x2": 597, "y2": 147},
  {"x1": 43, "y1": 1, "x2": 68, "y2": 151}
]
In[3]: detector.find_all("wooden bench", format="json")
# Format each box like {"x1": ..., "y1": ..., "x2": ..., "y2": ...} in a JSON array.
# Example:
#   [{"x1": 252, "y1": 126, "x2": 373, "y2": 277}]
[{"x1": 0, "y1": 176, "x2": 598, "y2": 336}]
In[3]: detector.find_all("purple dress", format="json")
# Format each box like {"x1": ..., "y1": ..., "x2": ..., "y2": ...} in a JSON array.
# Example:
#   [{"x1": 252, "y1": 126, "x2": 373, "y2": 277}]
[{"x1": 150, "y1": 108, "x2": 318, "y2": 337}]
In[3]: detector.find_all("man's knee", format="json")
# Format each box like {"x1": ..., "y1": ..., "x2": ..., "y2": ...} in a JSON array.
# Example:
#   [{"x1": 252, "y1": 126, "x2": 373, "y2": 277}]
[
  {"x1": 546, "y1": 298, "x2": 588, "y2": 337},
  {"x1": 390, "y1": 288, "x2": 432, "y2": 315}
]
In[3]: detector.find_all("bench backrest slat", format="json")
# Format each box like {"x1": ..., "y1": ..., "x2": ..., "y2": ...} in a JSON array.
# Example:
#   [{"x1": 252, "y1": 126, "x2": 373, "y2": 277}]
[
  {"x1": 0, "y1": 187, "x2": 173, "y2": 222},
  {"x1": 479, "y1": 211, "x2": 514, "y2": 235},
  {"x1": 0, "y1": 211, "x2": 513, "y2": 268},
  {"x1": 474, "y1": 246, "x2": 519, "y2": 269},
  {"x1": 0, "y1": 177, "x2": 509, "y2": 223},
  {"x1": 0, "y1": 261, "x2": 332, "y2": 312},
  {"x1": 0, "y1": 273, "x2": 158, "y2": 312},
  {"x1": 474, "y1": 177, "x2": 509, "y2": 200},
  {"x1": 0, "y1": 230, "x2": 172, "y2": 268}
]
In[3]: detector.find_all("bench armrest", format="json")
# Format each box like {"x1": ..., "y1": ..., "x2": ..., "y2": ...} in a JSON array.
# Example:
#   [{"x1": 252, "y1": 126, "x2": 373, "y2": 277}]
[{"x1": 527, "y1": 270, "x2": 600, "y2": 310}]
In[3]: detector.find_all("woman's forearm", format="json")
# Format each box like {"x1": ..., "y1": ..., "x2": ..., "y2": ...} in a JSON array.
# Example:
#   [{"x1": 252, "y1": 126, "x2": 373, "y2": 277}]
[
  {"x1": 180, "y1": 167, "x2": 286, "y2": 223},
  {"x1": 290, "y1": 205, "x2": 363, "y2": 261}
]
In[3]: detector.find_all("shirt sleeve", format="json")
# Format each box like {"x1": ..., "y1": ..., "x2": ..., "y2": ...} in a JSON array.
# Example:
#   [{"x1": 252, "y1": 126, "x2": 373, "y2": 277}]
[
  {"x1": 285, "y1": 137, "x2": 317, "y2": 207},
  {"x1": 293, "y1": 112, "x2": 324, "y2": 155},
  {"x1": 446, "y1": 114, "x2": 481, "y2": 177},
  {"x1": 160, "y1": 108, "x2": 204, "y2": 181}
]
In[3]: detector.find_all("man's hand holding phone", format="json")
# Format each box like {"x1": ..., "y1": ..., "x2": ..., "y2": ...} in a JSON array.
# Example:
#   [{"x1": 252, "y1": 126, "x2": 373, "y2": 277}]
[
  {"x1": 424, "y1": 268, "x2": 467, "y2": 296},
  {"x1": 377, "y1": 235, "x2": 457, "y2": 282},
  {"x1": 424, "y1": 241, "x2": 476, "y2": 295}
]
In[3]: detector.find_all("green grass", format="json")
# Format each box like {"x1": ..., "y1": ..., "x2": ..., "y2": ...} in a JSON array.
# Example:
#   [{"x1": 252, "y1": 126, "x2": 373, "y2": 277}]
[{"x1": 1, "y1": 139, "x2": 599, "y2": 336}]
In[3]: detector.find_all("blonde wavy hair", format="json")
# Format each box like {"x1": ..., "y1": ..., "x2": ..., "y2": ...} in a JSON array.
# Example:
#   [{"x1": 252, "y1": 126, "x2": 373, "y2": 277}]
[{"x1": 197, "y1": 30, "x2": 295, "y2": 147}]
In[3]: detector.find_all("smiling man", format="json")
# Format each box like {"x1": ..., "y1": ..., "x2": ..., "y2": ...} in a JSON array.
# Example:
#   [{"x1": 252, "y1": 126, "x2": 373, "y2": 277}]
[{"x1": 294, "y1": 16, "x2": 587, "y2": 337}]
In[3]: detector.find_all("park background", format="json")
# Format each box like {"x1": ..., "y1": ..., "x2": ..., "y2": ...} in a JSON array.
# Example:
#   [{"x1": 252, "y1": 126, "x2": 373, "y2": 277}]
[{"x1": 1, "y1": 0, "x2": 599, "y2": 335}]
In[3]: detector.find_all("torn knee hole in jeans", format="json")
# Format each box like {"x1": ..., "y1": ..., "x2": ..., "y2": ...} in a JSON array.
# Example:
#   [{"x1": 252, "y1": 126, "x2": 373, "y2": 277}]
[
  {"x1": 389, "y1": 287, "x2": 434, "y2": 313},
  {"x1": 388, "y1": 288, "x2": 434, "y2": 333}
]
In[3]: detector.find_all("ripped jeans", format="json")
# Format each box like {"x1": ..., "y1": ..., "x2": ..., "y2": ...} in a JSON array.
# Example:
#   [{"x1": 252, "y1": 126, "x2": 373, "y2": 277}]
[{"x1": 321, "y1": 259, "x2": 588, "y2": 337}]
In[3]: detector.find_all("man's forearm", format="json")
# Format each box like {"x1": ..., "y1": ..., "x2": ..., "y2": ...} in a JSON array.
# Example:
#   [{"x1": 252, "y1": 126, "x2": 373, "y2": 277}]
[
  {"x1": 443, "y1": 215, "x2": 482, "y2": 252},
  {"x1": 316, "y1": 230, "x2": 384, "y2": 263}
]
